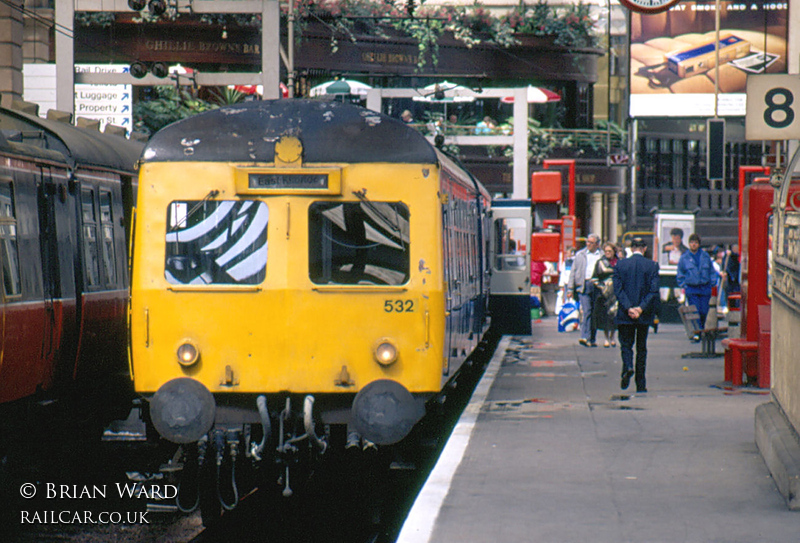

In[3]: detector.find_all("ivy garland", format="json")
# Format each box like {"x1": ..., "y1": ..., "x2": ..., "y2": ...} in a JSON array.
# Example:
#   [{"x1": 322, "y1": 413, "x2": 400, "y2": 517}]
[{"x1": 76, "y1": 1, "x2": 599, "y2": 71}]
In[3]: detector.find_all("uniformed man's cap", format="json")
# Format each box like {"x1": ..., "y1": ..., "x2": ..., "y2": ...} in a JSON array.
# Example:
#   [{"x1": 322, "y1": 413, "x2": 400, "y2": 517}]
[{"x1": 631, "y1": 237, "x2": 647, "y2": 248}]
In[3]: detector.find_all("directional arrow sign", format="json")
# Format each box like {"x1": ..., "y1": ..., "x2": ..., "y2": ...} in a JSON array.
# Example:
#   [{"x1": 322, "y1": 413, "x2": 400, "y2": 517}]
[{"x1": 74, "y1": 64, "x2": 133, "y2": 133}]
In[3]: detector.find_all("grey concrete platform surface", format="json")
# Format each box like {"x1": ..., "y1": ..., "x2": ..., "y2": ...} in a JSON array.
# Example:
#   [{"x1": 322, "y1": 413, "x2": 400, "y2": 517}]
[{"x1": 398, "y1": 318, "x2": 800, "y2": 543}]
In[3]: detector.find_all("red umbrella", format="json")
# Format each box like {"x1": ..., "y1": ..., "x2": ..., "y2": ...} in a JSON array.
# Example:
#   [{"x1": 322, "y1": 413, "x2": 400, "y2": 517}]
[
  {"x1": 501, "y1": 86, "x2": 561, "y2": 104},
  {"x1": 231, "y1": 83, "x2": 290, "y2": 98}
]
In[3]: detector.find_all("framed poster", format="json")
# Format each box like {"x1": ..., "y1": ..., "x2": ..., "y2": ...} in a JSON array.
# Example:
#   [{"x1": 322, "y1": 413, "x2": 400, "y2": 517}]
[{"x1": 654, "y1": 212, "x2": 695, "y2": 275}]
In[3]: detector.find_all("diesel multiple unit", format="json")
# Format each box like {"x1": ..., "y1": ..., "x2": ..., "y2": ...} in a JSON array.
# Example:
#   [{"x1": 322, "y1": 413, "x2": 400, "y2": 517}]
[{"x1": 129, "y1": 100, "x2": 492, "y2": 524}]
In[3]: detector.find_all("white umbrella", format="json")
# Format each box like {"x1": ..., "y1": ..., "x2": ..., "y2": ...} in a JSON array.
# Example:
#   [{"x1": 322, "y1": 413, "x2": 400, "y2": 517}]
[
  {"x1": 501, "y1": 86, "x2": 561, "y2": 104},
  {"x1": 309, "y1": 79, "x2": 372, "y2": 97},
  {"x1": 413, "y1": 81, "x2": 476, "y2": 102}
]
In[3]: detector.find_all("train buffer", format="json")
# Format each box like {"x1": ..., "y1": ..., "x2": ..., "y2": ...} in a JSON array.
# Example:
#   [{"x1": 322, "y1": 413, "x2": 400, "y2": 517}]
[{"x1": 678, "y1": 304, "x2": 726, "y2": 358}]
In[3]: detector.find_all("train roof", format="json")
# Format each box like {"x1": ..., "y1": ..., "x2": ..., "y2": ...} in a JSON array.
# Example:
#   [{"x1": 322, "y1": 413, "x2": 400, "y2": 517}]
[
  {"x1": 140, "y1": 99, "x2": 439, "y2": 165},
  {"x1": 0, "y1": 108, "x2": 143, "y2": 174}
]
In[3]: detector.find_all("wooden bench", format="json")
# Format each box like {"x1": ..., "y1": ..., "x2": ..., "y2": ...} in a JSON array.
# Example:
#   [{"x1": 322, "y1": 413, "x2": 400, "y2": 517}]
[{"x1": 678, "y1": 304, "x2": 727, "y2": 358}]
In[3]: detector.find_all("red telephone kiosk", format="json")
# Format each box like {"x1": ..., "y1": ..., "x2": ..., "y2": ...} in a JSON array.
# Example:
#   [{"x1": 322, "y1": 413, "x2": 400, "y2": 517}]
[
  {"x1": 530, "y1": 168, "x2": 576, "y2": 314},
  {"x1": 724, "y1": 172, "x2": 798, "y2": 388}
]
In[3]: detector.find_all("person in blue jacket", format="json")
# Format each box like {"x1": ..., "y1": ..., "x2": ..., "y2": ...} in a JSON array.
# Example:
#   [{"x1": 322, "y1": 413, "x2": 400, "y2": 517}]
[{"x1": 676, "y1": 233, "x2": 719, "y2": 329}]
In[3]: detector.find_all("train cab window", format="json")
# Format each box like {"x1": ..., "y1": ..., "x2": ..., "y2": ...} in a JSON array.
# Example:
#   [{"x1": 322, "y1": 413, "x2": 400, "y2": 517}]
[
  {"x1": 0, "y1": 181, "x2": 21, "y2": 296},
  {"x1": 494, "y1": 218, "x2": 527, "y2": 271},
  {"x1": 165, "y1": 200, "x2": 268, "y2": 285},
  {"x1": 309, "y1": 201, "x2": 410, "y2": 286},
  {"x1": 100, "y1": 191, "x2": 117, "y2": 285},
  {"x1": 81, "y1": 189, "x2": 101, "y2": 287}
]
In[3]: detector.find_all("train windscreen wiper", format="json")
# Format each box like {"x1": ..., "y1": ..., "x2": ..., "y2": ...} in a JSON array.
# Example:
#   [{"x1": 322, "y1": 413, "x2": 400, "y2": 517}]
[
  {"x1": 351, "y1": 189, "x2": 408, "y2": 250},
  {"x1": 167, "y1": 189, "x2": 220, "y2": 233}
]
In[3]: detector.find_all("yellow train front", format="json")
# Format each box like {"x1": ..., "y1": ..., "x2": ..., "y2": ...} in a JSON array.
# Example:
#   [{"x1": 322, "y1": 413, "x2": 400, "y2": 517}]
[{"x1": 129, "y1": 99, "x2": 490, "y2": 517}]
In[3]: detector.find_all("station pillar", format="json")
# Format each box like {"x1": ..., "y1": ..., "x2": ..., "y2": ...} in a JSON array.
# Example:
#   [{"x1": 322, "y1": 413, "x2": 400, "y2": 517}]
[{"x1": 591, "y1": 192, "x2": 603, "y2": 239}]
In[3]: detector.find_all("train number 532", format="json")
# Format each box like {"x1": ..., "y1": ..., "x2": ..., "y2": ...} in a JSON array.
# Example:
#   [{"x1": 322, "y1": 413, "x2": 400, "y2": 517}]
[{"x1": 384, "y1": 300, "x2": 414, "y2": 313}]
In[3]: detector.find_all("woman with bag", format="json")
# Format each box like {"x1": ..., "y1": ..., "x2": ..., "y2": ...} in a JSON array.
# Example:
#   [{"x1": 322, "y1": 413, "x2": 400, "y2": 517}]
[{"x1": 593, "y1": 242, "x2": 619, "y2": 347}]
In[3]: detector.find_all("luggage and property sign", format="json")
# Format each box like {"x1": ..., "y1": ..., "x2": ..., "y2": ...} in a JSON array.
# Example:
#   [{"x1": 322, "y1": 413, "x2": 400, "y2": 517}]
[
  {"x1": 74, "y1": 64, "x2": 133, "y2": 131},
  {"x1": 746, "y1": 74, "x2": 800, "y2": 140}
]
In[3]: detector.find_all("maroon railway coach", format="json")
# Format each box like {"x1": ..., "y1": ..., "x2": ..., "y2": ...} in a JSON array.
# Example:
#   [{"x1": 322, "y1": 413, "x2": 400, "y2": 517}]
[{"x1": 0, "y1": 107, "x2": 141, "y2": 422}]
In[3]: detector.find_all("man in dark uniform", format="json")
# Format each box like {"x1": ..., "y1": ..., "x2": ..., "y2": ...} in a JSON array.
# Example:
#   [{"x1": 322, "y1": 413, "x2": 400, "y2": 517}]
[{"x1": 613, "y1": 237, "x2": 660, "y2": 393}]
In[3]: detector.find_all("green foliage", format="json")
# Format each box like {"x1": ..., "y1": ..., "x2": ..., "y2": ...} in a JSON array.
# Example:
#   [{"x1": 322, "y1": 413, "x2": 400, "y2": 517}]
[
  {"x1": 198, "y1": 14, "x2": 261, "y2": 27},
  {"x1": 502, "y1": 117, "x2": 577, "y2": 164},
  {"x1": 396, "y1": 17, "x2": 444, "y2": 70},
  {"x1": 77, "y1": 2, "x2": 599, "y2": 72},
  {"x1": 133, "y1": 86, "x2": 217, "y2": 136},
  {"x1": 205, "y1": 87, "x2": 248, "y2": 106},
  {"x1": 524, "y1": 118, "x2": 558, "y2": 164},
  {"x1": 500, "y1": 1, "x2": 598, "y2": 48},
  {"x1": 289, "y1": 0, "x2": 600, "y2": 70},
  {"x1": 75, "y1": 12, "x2": 116, "y2": 28}
]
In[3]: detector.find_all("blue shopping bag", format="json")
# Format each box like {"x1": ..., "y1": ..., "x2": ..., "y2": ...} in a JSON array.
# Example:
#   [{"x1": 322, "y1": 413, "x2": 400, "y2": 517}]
[{"x1": 558, "y1": 300, "x2": 580, "y2": 332}]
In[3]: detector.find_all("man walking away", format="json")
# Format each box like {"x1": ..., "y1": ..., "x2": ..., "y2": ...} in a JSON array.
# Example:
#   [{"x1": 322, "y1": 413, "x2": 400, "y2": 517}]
[
  {"x1": 676, "y1": 233, "x2": 719, "y2": 329},
  {"x1": 613, "y1": 237, "x2": 660, "y2": 393},
  {"x1": 568, "y1": 234, "x2": 603, "y2": 347}
]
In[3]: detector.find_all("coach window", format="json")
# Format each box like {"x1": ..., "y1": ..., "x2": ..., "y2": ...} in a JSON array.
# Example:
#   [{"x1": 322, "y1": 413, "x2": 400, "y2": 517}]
[
  {"x1": 0, "y1": 181, "x2": 21, "y2": 296},
  {"x1": 81, "y1": 188, "x2": 101, "y2": 287},
  {"x1": 99, "y1": 191, "x2": 117, "y2": 285},
  {"x1": 165, "y1": 200, "x2": 268, "y2": 285},
  {"x1": 309, "y1": 201, "x2": 409, "y2": 285}
]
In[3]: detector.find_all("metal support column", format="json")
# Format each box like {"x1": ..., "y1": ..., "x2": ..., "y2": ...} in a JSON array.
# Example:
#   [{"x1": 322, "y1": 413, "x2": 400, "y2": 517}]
[
  {"x1": 591, "y1": 192, "x2": 603, "y2": 239},
  {"x1": 607, "y1": 192, "x2": 619, "y2": 243},
  {"x1": 55, "y1": 1, "x2": 74, "y2": 113},
  {"x1": 512, "y1": 87, "x2": 529, "y2": 199},
  {"x1": 262, "y1": 0, "x2": 280, "y2": 99}
]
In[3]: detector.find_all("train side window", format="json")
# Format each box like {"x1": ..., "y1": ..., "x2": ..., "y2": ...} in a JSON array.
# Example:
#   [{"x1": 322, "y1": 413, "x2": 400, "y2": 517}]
[
  {"x1": 81, "y1": 188, "x2": 101, "y2": 287},
  {"x1": 100, "y1": 191, "x2": 116, "y2": 286},
  {"x1": 165, "y1": 200, "x2": 268, "y2": 285},
  {"x1": 309, "y1": 201, "x2": 410, "y2": 286},
  {"x1": 0, "y1": 180, "x2": 21, "y2": 297}
]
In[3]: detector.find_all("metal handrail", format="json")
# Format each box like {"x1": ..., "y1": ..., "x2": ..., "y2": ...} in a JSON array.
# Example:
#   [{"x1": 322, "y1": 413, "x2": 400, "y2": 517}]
[{"x1": 409, "y1": 124, "x2": 626, "y2": 150}]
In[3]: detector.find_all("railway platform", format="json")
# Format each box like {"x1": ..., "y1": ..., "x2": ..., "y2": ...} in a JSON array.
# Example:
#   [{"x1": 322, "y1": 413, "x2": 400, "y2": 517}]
[{"x1": 398, "y1": 317, "x2": 800, "y2": 543}]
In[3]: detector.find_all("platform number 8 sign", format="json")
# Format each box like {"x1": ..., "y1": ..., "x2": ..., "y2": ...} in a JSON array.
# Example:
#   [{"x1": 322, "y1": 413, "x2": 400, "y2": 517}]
[{"x1": 746, "y1": 75, "x2": 800, "y2": 141}]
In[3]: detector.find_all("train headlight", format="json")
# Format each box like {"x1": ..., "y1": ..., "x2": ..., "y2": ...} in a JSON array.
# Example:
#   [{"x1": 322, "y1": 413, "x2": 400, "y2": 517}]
[
  {"x1": 177, "y1": 342, "x2": 199, "y2": 367},
  {"x1": 374, "y1": 339, "x2": 398, "y2": 367}
]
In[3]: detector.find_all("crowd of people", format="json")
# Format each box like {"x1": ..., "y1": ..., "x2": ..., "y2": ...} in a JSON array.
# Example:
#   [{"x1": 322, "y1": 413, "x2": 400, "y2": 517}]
[{"x1": 560, "y1": 233, "x2": 741, "y2": 394}]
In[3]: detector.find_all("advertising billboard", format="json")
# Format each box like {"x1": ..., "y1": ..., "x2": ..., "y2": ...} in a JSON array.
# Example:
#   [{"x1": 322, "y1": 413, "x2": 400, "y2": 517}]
[{"x1": 629, "y1": 1, "x2": 788, "y2": 117}]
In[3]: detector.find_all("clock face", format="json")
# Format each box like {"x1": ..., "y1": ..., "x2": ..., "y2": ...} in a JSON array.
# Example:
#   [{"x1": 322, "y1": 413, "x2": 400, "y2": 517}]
[{"x1": 619, "y1": 0, "x2": 682, "y2": 14}]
